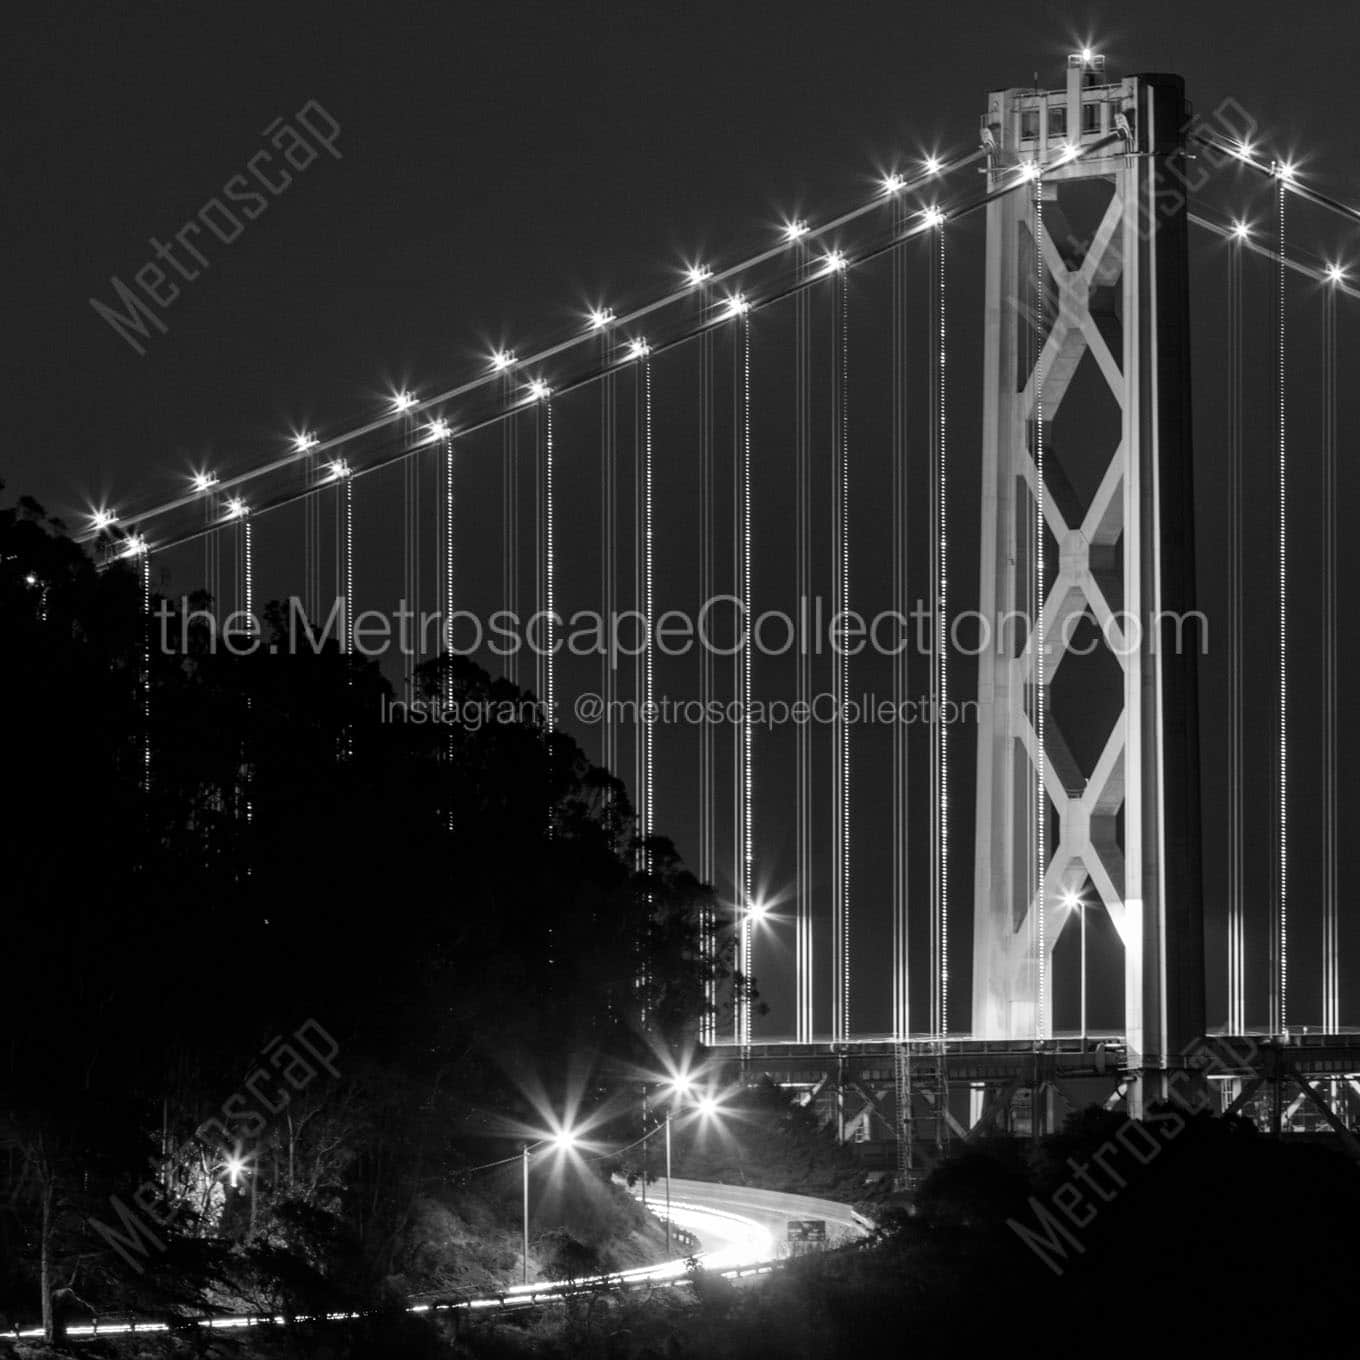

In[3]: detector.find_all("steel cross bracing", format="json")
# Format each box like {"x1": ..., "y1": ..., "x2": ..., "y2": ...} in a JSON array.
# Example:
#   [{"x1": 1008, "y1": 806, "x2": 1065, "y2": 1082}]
[{"x1": 990, "y1": 183, "x2": 1136, "y2": 1020}]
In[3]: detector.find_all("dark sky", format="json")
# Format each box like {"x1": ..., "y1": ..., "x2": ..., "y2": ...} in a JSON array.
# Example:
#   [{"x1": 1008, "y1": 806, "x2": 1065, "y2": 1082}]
[
  {"x1": 6, "y1": 0, "x2": 1359, "y2": 1038},
  {"x1": 7, "y1": 0, "x2": 1354, "y2": 511}
]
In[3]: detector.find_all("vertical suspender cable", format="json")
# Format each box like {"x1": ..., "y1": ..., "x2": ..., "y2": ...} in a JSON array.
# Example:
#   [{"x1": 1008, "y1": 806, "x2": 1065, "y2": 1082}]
[
  {"x1": 928, "y1": 218, "x2": 950, "y2": 1041},
  {"x1": 303, "y1": 454, "x2": 317, "y2": 624},
  {"x1": 795, "y1": 243, "x2": 813, "y2": 1043},
  {"x1": 640, "y1": 355, "x2": 655, "y2": 1023},
  {"x1": 241, "y1": 513, "x2": 256, "y2": 830},
  {"x1": 443, "y1": 435, "x2": 455, "y2": 701},
  {"x1": 443, "y1": 434, "x2": 455, "y2": 828},
  {"x1": 740, "y1": 315, "x2": 755, "y2": 1044},
  {"x1": 244, "y1": 515, "x2": 254, "y2": 631},
  {"x1": 890, "y1": 200, "x2": 909, "y2": 1043},
  {"x1": 545, "y1": 398, "x2": 556, "y2": 734},
  {"x1": 734, "y1": 314, "x2": 754, "y2": 1046},
  {"x1": 831, "y1": 270, "x2": 850, "y2": 1044},
  {"x1": 404, "y1": 427, "x2": 420, "y2": 696},
  {"x1": 641, "y1": 356, "x2": 654, "y2": 852},
  {"x1": 141, "y1": 549, "x2": 152, "y2": 795},
  {"x1": 1323, "y1": 273, "x2": 1338, "y2": 1032},
  {"x1": 342, "y1": 478, "x2": 353, "y2": 658},
  {"x1": 634, "y1": 368, "x2": 644, "y2": 853},
  {"x1": 1227, "y1": 239, "x2": 1245, "y2": 1033},
  {"x1": 340, "y1": 474, "x2": 353, "y2": 763},
  {"x1": 504, "y1": 385, "x2": 519, "y2": 689},
  {"x1": 211, "y1": 511, "x2": 221, "y2": 619},
  {"x1": 1273, "y1": 170, "x2": 1288, "y2": 1035},
  {"x1": 203, "y1": 500, "x2": 213, "y2": 612},
  {"x1": 332, "y1": 479, "x2": 341, "y2": 647},
  {"x1": 602, "y1": 336, "x2": 618, "y2": 778},
  {"x1": 937, "y1": 222, "x2": 949, "y2": 1042},
  {"x1": 536, "y1": 402, "x2": 547, "y2": 710},
  {"x1": 698, "y1": 315, "x2": 717, "y2": 1046}
]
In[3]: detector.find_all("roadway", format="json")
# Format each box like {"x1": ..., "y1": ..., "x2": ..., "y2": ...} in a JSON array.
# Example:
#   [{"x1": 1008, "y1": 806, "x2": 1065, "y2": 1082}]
[{"x1": 8, "y1": 1179, "x2": 870, "y2": 1340}]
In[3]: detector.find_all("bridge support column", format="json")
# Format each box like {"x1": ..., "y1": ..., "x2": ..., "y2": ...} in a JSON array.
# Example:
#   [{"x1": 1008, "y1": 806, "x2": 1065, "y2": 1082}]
[{"x1": 971, "y1": 60, "x2": 1204, "y2": 1089}]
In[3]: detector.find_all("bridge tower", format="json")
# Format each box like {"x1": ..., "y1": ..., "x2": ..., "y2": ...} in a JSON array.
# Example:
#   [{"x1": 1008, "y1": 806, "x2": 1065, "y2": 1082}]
[{"x1": 970, "y1": 57, "x2": 1205, "y2": 1106}]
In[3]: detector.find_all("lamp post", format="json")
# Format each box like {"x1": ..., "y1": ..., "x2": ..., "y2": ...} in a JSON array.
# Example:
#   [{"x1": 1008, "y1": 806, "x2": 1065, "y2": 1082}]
[
  {"x1": 521, "y1": 1144, "x2": 530, "y2": 1285},
  {"x1": 664, "y1": 1110, "x2": 672, "y2": 1258},
  {"x1": 520, "y1": 1126, "x2": 580, "y2": 1286}
]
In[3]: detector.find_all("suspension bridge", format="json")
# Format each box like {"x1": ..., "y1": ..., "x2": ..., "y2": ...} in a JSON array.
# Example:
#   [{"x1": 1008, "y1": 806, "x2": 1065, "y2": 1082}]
[{"x1": 82, "y1": 53, "x2": 1360, "y2": 1177}]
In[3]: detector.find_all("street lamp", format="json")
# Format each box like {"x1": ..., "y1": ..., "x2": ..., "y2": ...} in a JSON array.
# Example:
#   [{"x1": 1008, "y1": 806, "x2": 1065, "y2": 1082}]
[
  {"x1": 640, "y1": 1075, "x2": 729, "y2": 1258},
  {"x1": 221, "y1": 1150, "x2": 257, "y2": 1237},
  {"x1": 521, "y1": 1126, "x2": 580, "y2": 1284}
]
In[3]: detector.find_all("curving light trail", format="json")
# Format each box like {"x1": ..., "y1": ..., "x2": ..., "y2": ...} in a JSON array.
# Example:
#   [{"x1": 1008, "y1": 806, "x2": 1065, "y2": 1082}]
[{"x1": 7, "y1": 1181, "x2": 865, "y2": 1340}]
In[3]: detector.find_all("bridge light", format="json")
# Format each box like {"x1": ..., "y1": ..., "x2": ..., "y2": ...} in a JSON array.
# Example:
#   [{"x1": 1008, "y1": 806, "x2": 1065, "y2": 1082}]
[
  {"x1": 722, "y1": 293, "x2": 750, "y2": 318},
  {"x1": 923, "y1": 154, "x2": 943, "y2": 175},
  {"x1": 293, "y1": 432, "x2": 319, "y2": 454},
  {"x1": 425, "y1": 418, "x2": 451, "y2": 440},
  {"x1": 821, "y1": 250, "x2": 848, "y2": 274},
  {"x1": 625, "y1": 338, "x2": 651, "y2": 360},
  {"x1": 748, "y1": 897, "x2": 770, "y2": 922},
  {"x1": 1080, "y1": 46, "x2": 1095, "y2": 64},
  {"x1": 121, "y1": 534, "x2": 148, "y2": 559},
  {"x1": 1326, "y1": 262, "x2": 1347, "y2": 285},
  {"x1": 1019, "y1": 161, "x2": 1042, "y2": 182},
  {"x1": 1231, "y1": 220, "x2": 1251, "y2": 241},
  {"x1": 685, "y1": 263, "x2": 713, "y2": 286},
  {"x1": 490, "y1": 349, "x2": 516, "y2": 372},
  {"x1": 191, "y1": 471, "x2": 218, "y2": 493},
  {"x1": 1061, "y1": 888, "x2": 1082, "y2": 910},
  {"x1": 1275, "y1": 160, "x2": 1297, "y2": 183},
  {"x1": 223, "y1": 1153, "x2": 246, "y2": 1187},
  {"x1": 783, "y1": 219, "x2": 809, "y2": 242},
  {"x1": 588, "y1": 307, "x2": 615, "y2": 331},
  {"x1": 881, "y1": 172, "x2": 906, "y2": 194},
  {"x1": 225, "y1": 497, "x2": 248, "y2": 519},
  {"x1": 326, "y1": 459, "x2": 351, "y2": 481},
  {"x1": 390, "y1": 390, "x2": 417, "y2": 413},
  {"x1": 526, "y1": 379, "x2": 551, "y2": 402},
  {"x1": 922, "y1": 206, "x2": 946, "y2": 229},
  {"x1": 90, "y1": 509, "x2": 117, "y2": 531},
  {"x1": 1234, "y1": 139, "x2": 1256, "y2": 162}
]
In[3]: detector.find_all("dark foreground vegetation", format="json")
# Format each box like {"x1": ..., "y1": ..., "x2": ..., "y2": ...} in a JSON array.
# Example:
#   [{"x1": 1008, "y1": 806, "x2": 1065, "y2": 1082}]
[
  {"x1": 4, "y1": 1105, "x2": 1357, "y2": 1358},
  {"x1": 0, "y1": 490, "x2": 731, "y2": 1340}
]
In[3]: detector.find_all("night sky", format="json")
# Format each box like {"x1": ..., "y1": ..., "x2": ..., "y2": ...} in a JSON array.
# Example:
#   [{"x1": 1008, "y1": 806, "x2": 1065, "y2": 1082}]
[{"x1": 7, "y1": 0, "x2": 1359, "y2": 1036}]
